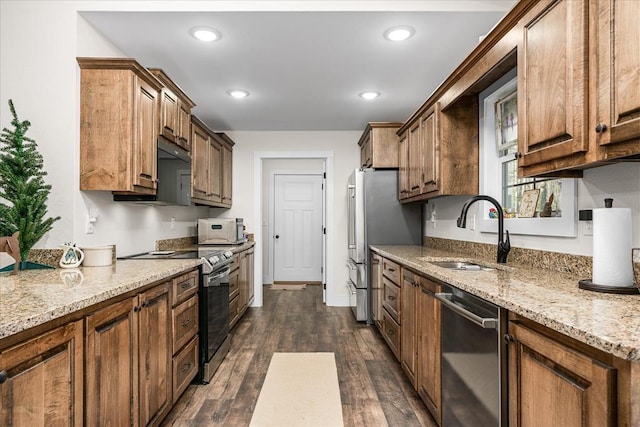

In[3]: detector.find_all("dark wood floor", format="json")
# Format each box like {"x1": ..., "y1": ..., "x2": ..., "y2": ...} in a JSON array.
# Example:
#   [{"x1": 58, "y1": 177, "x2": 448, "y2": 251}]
[{"x1": 162, "y1": 285, "x2": 437, "y2": 426}]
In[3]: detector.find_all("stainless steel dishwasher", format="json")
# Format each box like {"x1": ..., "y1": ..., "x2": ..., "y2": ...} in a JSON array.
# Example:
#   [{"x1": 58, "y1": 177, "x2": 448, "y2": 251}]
[{"x1": 435, "y1": 284, "x2": 508, "y2": 426}]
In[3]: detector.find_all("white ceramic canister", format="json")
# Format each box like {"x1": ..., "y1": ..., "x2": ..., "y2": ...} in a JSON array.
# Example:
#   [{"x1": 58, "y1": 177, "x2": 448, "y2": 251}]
[{"x1": 81, "y1": 245, "x2": 114, "y2": 267}]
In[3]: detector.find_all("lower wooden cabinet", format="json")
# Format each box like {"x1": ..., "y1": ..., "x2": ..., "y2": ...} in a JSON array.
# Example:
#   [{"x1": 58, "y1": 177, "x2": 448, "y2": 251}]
[
  {"x1": 417, "y1": 277, "x2": 441, "y2": 425},
  {"x1": 231, "y1": 246, "x2": 255, "y2": 329},
  {"x1": 86, "y1": 283, "x2": 172, "y2": 427},
  {"x1": 401, "y1": 269, "x2": 419, "y2": 387},
  {"x1": 0, "y1": 320, "x2": 84, "y2": 426},
  {"x1": 507, "y1": 320, "x2": 616, "y2": 426},
  {"x1": 382, "y1": 309, "x2": 401, "y2": 360},
  {"x1": 370, "y1": 253, "x2": 383, "y2": 329},
  {"x1": 172, "y1": 336, "x2": 198, "y2": 403}
]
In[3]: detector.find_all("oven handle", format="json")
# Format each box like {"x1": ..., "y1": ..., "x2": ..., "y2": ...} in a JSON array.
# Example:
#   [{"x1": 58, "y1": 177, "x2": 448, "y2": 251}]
[
  {"x1": 435, "y1": 292, "x2": 497, "y2": 329},
  {"x1": 204, "y1": 267, "x2": 231, "y2": 286}
]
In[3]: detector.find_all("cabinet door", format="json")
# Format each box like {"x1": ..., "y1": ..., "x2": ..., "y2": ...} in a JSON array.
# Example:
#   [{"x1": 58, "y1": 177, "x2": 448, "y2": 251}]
[
  {"x1": 370, "y1": 253, "x2": 383, "y2": 329},
  {"x1": 133, "y1": 76, "x2": 159, "y2": 191},
  {"x1": 508, "y1": 322, "x2": 615, "y2": 426},
  {"x1": 517, "y1": 0, "x2": 589, "y2": 168},
  {"x1": 382, "y1": 275, "x2": 400, "y2": 324},
  {"x1": 208, "y1": 136, "x2": 222, "y2": 203},
  {"x1": 417, "y1": 278, "x2": 441, "y2": 424},
  {"x1": 138, "y1": 283, "x2": 172, "y2": 426},
  {"x1": 421, "y1": 105, "x2": 439, "y2": 194},
  {"x1": 360, "y1": 132, "x2": 372, "y2": 168},
  {"x1": 86, "y1": 296, "x2": 138, "y2": 427},
  {"x1": 408, "y1": 120, "x2": 422, "y2": 197},
  {"x1": 0, "y1": 320, "x2": 83, "y2": 426},
  {"x1": 593, "y1": 0, "x2": 640, "y2": 154},
  {"x1": 398, "y1": 131, "x2": 410, "y2": 200},
  {"x1": 400, "y1": 269, "x2": 418, "y2": 388},
  {"x1": 238, "y1": 250, "x2": 248, "y2": 312},
  {"x1": 159, "y1": 88, "x2": 178, "y2": 143},
  {"x1": 191, "y1": 122, "x2": 210, "y2": 200},
  {"x1": 221, "y1": 142, "x2": 233, "y2": 206},
  {"x1": 177, "y1": 99, "x2": 191, "y2": 151},
  {"x1": 246, "y1": 249, "x2": 255, "y2": 305}
]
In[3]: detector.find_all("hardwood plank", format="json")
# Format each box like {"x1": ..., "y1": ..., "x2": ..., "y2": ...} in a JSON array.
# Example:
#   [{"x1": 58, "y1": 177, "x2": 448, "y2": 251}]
[{"x1": 162, "y1": 285, "x2": 435, "y2": 426}]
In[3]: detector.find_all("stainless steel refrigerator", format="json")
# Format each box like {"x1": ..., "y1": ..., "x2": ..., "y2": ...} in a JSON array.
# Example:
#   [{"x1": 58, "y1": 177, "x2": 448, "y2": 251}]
[{"x1": 347, "y1": 168, "x2": 422, "y2": 322}]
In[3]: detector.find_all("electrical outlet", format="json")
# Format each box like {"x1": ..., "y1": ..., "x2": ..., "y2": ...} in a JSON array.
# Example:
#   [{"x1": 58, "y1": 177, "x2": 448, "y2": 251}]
[
  {"x1": 584, "y1": 220, "x2": 593, "y2": 236},
  {"x1": 171, "y1": 217, "x2": 176, "y2": 230},
  {"x1": 85, "y1": 214, "x2": 95, "y2": 234}
]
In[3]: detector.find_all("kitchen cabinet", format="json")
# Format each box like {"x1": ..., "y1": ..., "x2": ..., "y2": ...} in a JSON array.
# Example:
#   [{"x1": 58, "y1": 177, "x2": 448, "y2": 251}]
[
  {"x1": 398, "y1": 96, "x2": 478, "y2": 202},
  {"x1": 417, "y1": 277, "x2": 441, "y2": 425},
  {"x1": 398, "y1": 130, "x2": 410, "y2": 200},
  {"x1": 507, "y1": 319, "x2": 616, "y2": 426},
  {"x1": 191, "y1": 116, "x2": 224, "y2": 206},
  {"x1": 381, "y1": 257, "x2": 401, "y2": 360},
  {"x1": 0, "y1": 320, "x2": 83, "y2": 426},
  {"x1": 400, "y1": 268, "x2": 418, "y2": 388},
  {"x1": 370, "y1": 253, "x2": 383, "y2": 330},
  {"x1": 149, "y1": 68, "x2": 196, "y2": 152},
  {"x1": 217, "y1": 132, "x2": 235, "y2": 207},
  {"x1": 78, "y1": 58, "x2": 163, "y2": 195},
  {"x1": 358, "y1": 122, "x2": 402, "y2": 169},
  {"x1": 170, "y1": 270, "x2": 198, "y2": 403},
  {"x1": 517, "y1": 0, "x2": 640, "y2": 176},
  {"x1": 230, "y1": 246, "x2": 255, "y2": 329},
  {"x1": 86, "y1": 282, "x2": 172, "y2": 427}
]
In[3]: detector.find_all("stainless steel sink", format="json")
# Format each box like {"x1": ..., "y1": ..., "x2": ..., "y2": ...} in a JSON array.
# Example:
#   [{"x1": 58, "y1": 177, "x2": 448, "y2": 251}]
[{"x1": 429, "y1": 261, "x2": 493, "y2": 271}]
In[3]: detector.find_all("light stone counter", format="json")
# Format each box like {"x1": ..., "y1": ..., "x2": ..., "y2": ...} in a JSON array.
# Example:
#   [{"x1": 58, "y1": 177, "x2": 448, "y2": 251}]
[
  {"x1": 371, "y1": 244, "x2": 640, "y2": 362},
  {"x1": 0, "y1": 259, "x2": 201, "y2": 341}
]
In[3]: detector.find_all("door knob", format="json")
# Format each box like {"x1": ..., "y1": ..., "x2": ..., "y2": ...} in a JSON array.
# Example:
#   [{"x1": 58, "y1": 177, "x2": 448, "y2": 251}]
[{"x1": 275, "y1": 235, "x2": 280, "y2": 239}]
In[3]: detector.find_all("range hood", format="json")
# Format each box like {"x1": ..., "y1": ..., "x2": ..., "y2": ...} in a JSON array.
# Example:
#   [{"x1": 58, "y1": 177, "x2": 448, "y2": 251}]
[{"x1": 113, "y1": 138, "x2": 191, "y2": 205}]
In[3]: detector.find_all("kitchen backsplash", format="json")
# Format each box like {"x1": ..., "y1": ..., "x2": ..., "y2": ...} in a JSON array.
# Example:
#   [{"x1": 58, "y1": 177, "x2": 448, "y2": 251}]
[
  {"x1": 155, "y1": 236, "x2": 197, "y2": 251},
  {"x1": 424, "y1": 236, "x2": 593, "y2": 278}
]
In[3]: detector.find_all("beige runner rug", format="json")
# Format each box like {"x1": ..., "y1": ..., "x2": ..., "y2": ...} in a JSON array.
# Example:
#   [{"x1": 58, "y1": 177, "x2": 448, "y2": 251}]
[{"x1": 249, "y1": 352, "x2": 344, "y2": 427}]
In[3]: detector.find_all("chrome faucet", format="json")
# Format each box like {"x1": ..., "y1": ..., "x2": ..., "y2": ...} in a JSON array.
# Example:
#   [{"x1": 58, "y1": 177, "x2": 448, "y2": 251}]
[{"x1": 457, "y1": 195, "x2": 511, "y2": 263}]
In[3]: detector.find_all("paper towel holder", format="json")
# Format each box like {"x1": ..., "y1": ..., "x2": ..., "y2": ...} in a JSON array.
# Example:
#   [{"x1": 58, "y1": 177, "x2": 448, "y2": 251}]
[{"x1": 578, "y1": 279, "x2": 639, "y2": 294}]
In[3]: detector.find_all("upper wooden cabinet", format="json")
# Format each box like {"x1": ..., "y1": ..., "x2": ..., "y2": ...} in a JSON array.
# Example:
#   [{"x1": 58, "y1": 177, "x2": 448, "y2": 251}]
[
  {"x1": 78, "y1": 58, "x2": 163, "y2": 195},
  {"x1": 517, "y1": 0, "x2": 640, "y2": 176},
  {"x1": 191, "y1": 116, "x2": 232, "y2": 207},
  {"x1": 358, "y1": 122, "x2": 402, "y2": 168},
  {"x1": 149, "y1": 69, "x2": 196, "y2": 152},
  {"x1": 217, "y1": 132, "x2": 235, "y2": 208},
  {"x1": 399, "y1": 97, "x2": 478, "y2": 202}
]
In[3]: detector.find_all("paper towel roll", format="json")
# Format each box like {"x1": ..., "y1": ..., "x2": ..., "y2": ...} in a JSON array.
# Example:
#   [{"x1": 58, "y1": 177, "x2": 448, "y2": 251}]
[{"x1": 592, "y1": 207, "x2": 634, "y2": 286}]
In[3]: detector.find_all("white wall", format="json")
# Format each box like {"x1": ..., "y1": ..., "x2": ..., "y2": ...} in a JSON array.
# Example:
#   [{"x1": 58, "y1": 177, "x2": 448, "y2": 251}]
[{"x1": 425, "y1": 162, "x2": 640, "y2": 255}]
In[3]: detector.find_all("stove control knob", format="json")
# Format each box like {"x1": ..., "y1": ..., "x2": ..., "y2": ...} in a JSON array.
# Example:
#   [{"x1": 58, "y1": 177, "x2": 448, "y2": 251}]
[
  {"x1": 211, "y1": 256, "x2": 219, "y2": 264},
  {"x1": 225, "y1": 251, "x2": 233, "y2": 258}
]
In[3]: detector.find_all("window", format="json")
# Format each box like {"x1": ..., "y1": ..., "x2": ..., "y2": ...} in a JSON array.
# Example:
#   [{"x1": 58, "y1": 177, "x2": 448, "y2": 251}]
[{"x1": 479, "y1": 74, "x2": 577, "y2": 237}]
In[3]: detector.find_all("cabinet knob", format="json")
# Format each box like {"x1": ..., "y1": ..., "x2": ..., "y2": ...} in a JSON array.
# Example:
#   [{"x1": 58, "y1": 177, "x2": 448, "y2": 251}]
[
  {"x1": 514, "y1": 152, "x2": 523, "y2": 160},
  {"x1": 275, "y1": 235, "x2": 280, "y2": 239},
  {"x1": 134, "y1": 306, "x2": 142, "y2": 312},
  {"x1": 595, "y1": 123, "x2": 608, "y2": 133},
  {"x1": 503, "y1": 333, "x2": 515, "y2": 344},
  {"x1": 0, "y1": 370, "x2": 7, "y2": 383}
]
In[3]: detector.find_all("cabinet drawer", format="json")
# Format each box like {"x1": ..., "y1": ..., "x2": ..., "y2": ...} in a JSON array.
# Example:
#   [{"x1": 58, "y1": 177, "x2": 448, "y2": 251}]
[
  {"x1": 229, "y1": 295, "x2": 241, "y2": 329},
  {"x1": 382, "y1": 275, "x2": 401, "y2": 324},
  {"x1": 229, "y1": 268, "x2": 240, "y2": 301},
  {"x1": 172, "y1": 335, "x2": 198, "y2": 403},
  {"x1": 172, "y1": 296, "x2": 198, "y2": 354},
  {"x1": 382, "y1": 258, "x2": 400, "y2": 284},
  {"x1": 229, "y1": 254, "x2": 240, "y2": 272},
  {"x1": 172, "y1": 269, "x2": 198, "y2": 306},
  {"x1": 383, "y1": 309, "x2": 401, "y2": 361}
]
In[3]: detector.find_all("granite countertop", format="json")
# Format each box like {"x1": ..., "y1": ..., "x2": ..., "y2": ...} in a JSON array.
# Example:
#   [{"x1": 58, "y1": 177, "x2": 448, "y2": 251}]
[
  {"x1": 0, "y1": 259, "x2": 201, "y2": 341},
  {"x1": 371, "y1": 244, "x2": 640, "y2": 362}
]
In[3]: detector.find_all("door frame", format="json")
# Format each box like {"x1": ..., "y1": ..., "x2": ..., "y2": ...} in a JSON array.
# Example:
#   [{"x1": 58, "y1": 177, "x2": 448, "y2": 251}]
[
  {"x1": 268, "y1": 170, "x2": 325, "y2": 288},
  {"x1": 253, "y1": 151, "x2": 334, "y2": 307}
]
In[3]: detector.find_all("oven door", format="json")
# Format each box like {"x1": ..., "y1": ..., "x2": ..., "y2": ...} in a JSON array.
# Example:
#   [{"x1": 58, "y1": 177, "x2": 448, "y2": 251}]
[{"x1": 198, "y1": 265, "x2": 230, "y2": 382}]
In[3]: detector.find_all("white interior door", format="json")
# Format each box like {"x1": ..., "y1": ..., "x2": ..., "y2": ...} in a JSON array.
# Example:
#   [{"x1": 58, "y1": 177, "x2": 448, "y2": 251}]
[{"x1": 274, "y1": 174, "x2": 323, "y2": 283}]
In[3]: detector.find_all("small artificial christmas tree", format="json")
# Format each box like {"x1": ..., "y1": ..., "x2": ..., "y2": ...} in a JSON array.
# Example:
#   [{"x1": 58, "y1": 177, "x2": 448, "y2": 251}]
[{"x1": 0, "y1": 99, "x2": 60, "y2": 268}]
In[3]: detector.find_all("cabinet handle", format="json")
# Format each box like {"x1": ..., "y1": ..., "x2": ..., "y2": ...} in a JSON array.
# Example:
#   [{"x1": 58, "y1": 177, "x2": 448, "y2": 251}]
[
  {"x1": 141, "y1": 300, "x2": 150, "y2": 308},
  {"x1": 0, "y1": 370, "x2": 7, "y2": 383},
  {"x1": 181, "y1": 318, "x2": 192, "y2": 328},
  {"x1": 180, "y1": 282, "x2": 192, "y2": 290},
  {"x1": 595, "y1": 123, "x2": 608, "y2": 133},
  {"x1": 181, "y1": 362, "x2": 191, "y2": 373},
  {"x1": 503, "y1": 334, "x2": 515, "y2": 344},
  {"x1": 387, "y1": 329, "x2": 395, "y2": 335},
  {"x1": 388, "y1": 267, "x2": 395, "y2": 272},
  {"x1": 514, "y1": 152, "x2": 523, "y2": 160},
  {"x1": 388, "y1": 295, "x2": 396, "y2": 301},
  {"x1": 140, "y1": 173, "x2": 152, "y2": 179},
  {"x1": 134, "y1": 306, "x2": 141, "y2": 312}
]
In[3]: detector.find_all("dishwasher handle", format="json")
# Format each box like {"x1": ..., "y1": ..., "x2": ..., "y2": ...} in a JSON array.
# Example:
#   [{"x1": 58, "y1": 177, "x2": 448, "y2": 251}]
[{"x1": 435, "y1": 292, "x2": 497, "y2": 329}]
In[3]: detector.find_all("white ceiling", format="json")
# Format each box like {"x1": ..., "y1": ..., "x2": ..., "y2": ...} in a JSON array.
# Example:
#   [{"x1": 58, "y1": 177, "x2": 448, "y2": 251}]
[{"x1": 81, "y1": 4, "x2": 514, "y2": 131}]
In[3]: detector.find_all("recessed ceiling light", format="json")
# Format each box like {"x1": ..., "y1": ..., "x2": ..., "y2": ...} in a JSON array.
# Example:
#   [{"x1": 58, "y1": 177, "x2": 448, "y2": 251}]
[
  {"x1": 190, "y1": 27, "x2": 221, "y2": 42},
  {"x1": 359, "y1": 91, "x2": 380, "y2": 100},
  {"x1": 227, "y1": 89, "x2": 249, "y2": 99},
  {"x1": 383, "y1": 26, "x2": 415, "y2": 42}
]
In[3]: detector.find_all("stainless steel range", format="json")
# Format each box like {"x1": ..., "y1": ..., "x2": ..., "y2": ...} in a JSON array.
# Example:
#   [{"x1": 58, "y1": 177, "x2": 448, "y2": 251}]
[{"x1": 120, "y1": 248, "x2": 234, "y2": 383}]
